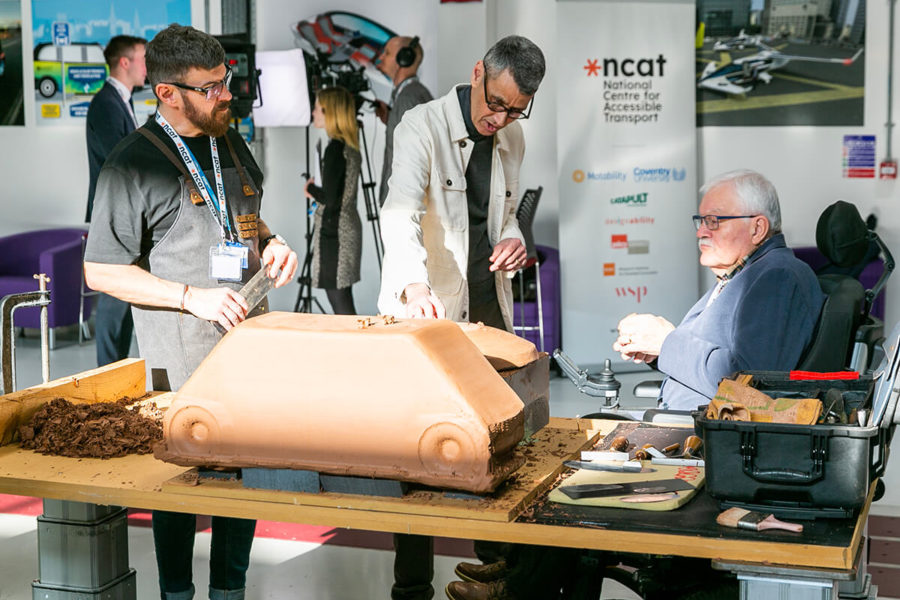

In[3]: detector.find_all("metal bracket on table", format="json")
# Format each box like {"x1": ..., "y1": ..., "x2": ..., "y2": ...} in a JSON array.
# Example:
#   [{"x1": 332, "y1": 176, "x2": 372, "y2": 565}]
[
  {"x1": 1, "y1": 274, "x2": 51, "y2": 394},
  {"x1": 553, "y1": 349, "x2": 622, "y2": 409}
]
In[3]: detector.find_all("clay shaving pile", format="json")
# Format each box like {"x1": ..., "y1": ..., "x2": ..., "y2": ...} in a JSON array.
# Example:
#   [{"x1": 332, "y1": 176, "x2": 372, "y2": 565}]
[{"x1": 19, "y1": 398, "x2": 163, "y2": 458}]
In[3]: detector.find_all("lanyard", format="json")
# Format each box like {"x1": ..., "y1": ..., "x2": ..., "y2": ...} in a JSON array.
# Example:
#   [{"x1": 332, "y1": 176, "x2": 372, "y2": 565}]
[
  {"x1": 392, "y1": 76, "x2": 419, "y2": 104},
  {"x1": 154, "y1": 112, "x2": 234, "y2": 241}
]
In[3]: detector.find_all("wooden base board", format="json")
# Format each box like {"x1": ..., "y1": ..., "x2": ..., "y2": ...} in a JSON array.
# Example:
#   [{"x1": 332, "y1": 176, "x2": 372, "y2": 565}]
[{"x1": 162, "y1": 425, "x2": 598, "y2": 522}]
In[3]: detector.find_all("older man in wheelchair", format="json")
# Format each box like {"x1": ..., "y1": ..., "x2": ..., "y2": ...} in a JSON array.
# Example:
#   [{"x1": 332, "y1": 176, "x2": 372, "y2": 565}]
[{"x1": 445, "y1": 170, "x2": 892, "y2": 600}]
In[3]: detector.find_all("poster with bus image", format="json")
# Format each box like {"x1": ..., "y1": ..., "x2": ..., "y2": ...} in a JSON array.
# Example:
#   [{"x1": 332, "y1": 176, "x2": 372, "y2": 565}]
[
  {"x1": 0, "y1": 0, "x2": 23, "y2": 126},
  {"x1": 32, "y1": 0, "x2": 190, "y2": 126}
]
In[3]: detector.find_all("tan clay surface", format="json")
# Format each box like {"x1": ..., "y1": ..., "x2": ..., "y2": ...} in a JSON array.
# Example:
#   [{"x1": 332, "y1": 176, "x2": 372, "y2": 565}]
[
  {"x1": 155, "y1": 314, "x2": 529, "y2": 493},
  {"x1": 456, "y1": 322, "x2": 540, "y2": 370}
]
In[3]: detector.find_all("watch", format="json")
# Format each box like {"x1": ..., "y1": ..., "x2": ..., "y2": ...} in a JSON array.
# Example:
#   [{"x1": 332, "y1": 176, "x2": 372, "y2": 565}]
[{"x1": 259, "y1": 233, "x2": 286, "y2": 253}]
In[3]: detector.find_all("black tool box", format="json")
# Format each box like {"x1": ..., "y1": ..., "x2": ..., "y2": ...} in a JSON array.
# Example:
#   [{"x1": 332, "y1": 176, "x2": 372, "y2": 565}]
[{"x1": 694, "y1": 329, "x2": 900, "y2": 519}]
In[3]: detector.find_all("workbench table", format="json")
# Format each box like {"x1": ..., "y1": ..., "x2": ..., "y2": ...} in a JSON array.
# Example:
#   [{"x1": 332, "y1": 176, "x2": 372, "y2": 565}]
[{"x1": 0, "y1": 360, "x2": 876, "y2": 599}]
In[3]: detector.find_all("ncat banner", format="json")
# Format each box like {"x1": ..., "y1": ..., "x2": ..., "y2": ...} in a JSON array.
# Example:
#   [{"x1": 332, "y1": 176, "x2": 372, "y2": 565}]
[{"x1": 557, "y1": 0, "x2": 698, "y2": 371}]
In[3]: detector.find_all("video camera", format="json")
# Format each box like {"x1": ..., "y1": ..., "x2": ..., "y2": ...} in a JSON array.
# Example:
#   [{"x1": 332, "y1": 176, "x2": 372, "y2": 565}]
[{"x1": 214, "y1": 34, "x2": 261, "y2": 119}]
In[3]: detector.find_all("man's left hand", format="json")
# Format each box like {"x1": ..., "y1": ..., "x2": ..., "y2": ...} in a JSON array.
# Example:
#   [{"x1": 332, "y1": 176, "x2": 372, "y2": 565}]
[
  {"x1": 262, "y1": 239, "x2": 299, "y2": 288},
  {"x1": 489, "y1": 238, "x2": 528, "y2": 272}
]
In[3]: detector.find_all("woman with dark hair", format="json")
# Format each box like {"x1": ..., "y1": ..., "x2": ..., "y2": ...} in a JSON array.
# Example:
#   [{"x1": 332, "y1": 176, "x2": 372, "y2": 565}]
[{"x1": 304, "y1": 86, "x2": 362, "y2": 314}]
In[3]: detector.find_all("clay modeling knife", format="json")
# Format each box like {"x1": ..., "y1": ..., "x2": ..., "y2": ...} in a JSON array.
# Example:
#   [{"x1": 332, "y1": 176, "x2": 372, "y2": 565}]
[
  {"x1": 716, "y1": 507, "x2": 804, "y2": 533},
  {"x1": 559, "y1": 478, "x2": 694, "y2": 500}
]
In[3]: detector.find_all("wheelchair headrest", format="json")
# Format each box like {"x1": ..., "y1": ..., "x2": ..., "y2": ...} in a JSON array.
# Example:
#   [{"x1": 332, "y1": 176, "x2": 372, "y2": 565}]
[{"x1": 816, "y1": 200, "x2": 869, "y2": 268}]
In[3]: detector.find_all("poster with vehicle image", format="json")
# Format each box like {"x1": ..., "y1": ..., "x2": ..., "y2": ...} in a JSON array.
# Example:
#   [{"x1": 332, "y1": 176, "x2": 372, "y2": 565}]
[
  {"x1": 0, "y1": 0, "x2": 24, "y2": 126},
  {"x1": 695, "y1": 0, "x2": 866, "y2": 126},
  {"x1": 32, "y1": 0, "x2": 190, "y2": 126}
]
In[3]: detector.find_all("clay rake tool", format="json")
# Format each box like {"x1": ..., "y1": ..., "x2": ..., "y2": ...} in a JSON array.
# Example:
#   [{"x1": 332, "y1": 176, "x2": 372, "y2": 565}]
[
  {"x1": 716, "y1": 507, "x2": 804, "y2": 533},
  {"x1": 214, "y1": 268, "x2": 277, "y2": 334}
]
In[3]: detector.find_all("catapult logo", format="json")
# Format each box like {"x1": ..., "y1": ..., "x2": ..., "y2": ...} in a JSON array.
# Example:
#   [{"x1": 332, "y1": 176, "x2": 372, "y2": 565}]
[
  {"x1": 616, "y1": 286, "x2": 648, "y2": 303},
  {"x1": 583, "y1": 55, "x2": 667, "y2": 77},
  {"x1": 609, "y1": 192, "x2": 648, "y2": 207},
  {"x1": 633, "y1": 167, "x2": 687, "y2": 183}
]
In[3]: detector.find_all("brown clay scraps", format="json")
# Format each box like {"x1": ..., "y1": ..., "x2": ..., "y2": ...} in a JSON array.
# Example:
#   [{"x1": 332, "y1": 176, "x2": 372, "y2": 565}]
[{"x1": 19, "y1": 398, "x2": 163, "y2": 459}]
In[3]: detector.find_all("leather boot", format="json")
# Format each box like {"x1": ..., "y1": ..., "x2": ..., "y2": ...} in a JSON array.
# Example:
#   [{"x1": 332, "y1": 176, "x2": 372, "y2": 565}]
[
  {"x1": 445, "y1": 580, "x2": 510, "y2": 600},
  {"x1": 454, "y1": 559, "x2": 508, "y2": 583}
]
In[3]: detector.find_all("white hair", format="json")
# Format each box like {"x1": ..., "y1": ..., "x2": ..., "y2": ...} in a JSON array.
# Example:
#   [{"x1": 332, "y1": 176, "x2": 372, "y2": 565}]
[{"x1": 700, "y1": 169, "x2": 782, "y2": 234}]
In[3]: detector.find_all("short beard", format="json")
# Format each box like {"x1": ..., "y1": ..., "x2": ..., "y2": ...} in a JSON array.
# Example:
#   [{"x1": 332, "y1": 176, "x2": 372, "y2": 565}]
[{"x1": 183, "y1": 93, "x2": 232, "y2": 137}]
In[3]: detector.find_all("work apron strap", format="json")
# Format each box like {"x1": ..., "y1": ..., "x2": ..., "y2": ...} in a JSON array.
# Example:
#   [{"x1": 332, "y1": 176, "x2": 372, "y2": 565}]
[
  {"x1": 223, "y1": 134, "x2": 255, "y2": 197},
  {"x1": 137, "y1": 127, "x2": 206, "y2": 205}
]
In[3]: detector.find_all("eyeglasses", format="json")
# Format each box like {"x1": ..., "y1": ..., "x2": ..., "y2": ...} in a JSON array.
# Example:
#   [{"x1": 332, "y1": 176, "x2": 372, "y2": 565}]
[
  {"x1": 693, "y1": 214, "x2": 759, "y2": 230},
  {"x1": 482, "y1": 75, "x2": 533, "y2": 120},
  {"x1": 165, "y1": 65, "x2": 232, "y2": 101}
]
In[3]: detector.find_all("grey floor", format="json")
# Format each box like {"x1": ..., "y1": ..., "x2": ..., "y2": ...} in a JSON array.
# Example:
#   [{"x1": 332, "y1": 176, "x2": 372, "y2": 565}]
[{"x1": 1, "y1": 325, "x2": 645, "y2": 600}]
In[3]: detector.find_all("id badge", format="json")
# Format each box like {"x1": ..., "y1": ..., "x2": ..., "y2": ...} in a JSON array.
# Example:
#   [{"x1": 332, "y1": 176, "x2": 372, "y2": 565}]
[
  {"x1": 209, "y1": 244, "x2": 243, "y2": 281},
  {"x1": 225, "y1": 240, "x2": 250, "y2": 269}
]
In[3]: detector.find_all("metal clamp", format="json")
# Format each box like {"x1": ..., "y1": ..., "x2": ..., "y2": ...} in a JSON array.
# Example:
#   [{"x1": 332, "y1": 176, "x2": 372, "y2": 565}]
[{"x1": 1, "y1": 274, "x2": 52, "y2": 394}]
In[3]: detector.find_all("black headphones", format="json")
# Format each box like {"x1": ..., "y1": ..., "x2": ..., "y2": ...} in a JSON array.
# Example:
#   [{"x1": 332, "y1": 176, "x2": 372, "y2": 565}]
[{"x1": 396, "y1": 36, "x2": 420, "y2": 69}]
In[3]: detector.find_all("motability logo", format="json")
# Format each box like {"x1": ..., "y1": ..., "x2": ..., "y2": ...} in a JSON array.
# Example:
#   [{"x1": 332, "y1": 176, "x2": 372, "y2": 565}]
[
  {"x1": 609, "y1": 192, "x2": 648, "y2": 206},
  {"x1": 583, "y1": 55, "x2": 668, "y2": 77},
  {"x1": 633, "y1": 167, "x2": 687, "y2": 183},
  {"x1": 572, "y1": 169, "x2": 627, "y2": 183}
]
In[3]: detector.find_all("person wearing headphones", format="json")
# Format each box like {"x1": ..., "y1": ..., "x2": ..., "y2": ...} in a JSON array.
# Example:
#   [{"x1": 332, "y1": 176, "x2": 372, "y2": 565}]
[{"x1": 375, "y1": 35, "x2": 433, "y2": 207}]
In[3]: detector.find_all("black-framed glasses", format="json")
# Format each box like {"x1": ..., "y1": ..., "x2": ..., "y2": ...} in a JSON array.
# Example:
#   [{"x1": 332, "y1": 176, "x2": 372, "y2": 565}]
[
  {"x1": 693, "y1": 214, "x2": 759, "y2": 231},
  {"x1": 482, "y1": 75, "x2": 533, "y2": 120},
  {"x1": 165, "y1": 65, "x2": 233, "y2": 101}
]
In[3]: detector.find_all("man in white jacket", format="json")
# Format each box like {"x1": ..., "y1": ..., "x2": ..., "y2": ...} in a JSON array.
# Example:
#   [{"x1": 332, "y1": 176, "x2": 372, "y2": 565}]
[
  {"x1": 377, "y1": 35, "x2": 545, "y2": 600},
  {"x1": 378, "y1": 35, "x2": 545, "y2": 334}
]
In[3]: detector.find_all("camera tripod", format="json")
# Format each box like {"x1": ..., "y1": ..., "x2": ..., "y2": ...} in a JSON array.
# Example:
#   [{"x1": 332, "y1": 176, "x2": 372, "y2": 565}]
[{"x1": 293, "y1": 127, "x2": 326, "y2": 313}]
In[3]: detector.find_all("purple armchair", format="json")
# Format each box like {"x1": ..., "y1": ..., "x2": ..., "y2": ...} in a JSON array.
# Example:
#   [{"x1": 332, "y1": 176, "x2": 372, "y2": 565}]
[{"x1": 0, "y1": 228, "x2": 93, "y2": 337}]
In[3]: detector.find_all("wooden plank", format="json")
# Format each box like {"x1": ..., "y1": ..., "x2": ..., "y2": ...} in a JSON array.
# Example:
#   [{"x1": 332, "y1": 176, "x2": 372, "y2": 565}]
[
  {"x1": 163, "y1": 425, "x2": 598, "y2": 522},
  {"x1": 0, "y1": 435, "x2": 862, "y2": 570},
  {"x1": 0, "y1": 359, "x2": 146, "y2": 445}
]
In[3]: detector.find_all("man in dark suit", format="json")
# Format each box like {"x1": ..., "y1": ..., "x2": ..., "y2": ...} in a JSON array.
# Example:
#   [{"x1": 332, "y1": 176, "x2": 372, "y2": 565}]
[{"x1": 85, "y1": 35, "x2": 146, "y2": 367}]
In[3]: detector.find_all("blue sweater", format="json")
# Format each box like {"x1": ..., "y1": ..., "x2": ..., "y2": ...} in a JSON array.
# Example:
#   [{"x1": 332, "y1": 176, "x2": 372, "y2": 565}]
[{"x1": 658, "y1": 234, "x2": 824, "y2": 410}]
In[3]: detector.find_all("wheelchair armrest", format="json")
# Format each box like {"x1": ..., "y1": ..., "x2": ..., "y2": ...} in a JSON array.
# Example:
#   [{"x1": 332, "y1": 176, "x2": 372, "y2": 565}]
[
  {"x1": 633, "y1": 379, "x2": 662, "y2": 399},
  {"x1": 641, "y1": 409, "x2": 695, "y2": 425}
]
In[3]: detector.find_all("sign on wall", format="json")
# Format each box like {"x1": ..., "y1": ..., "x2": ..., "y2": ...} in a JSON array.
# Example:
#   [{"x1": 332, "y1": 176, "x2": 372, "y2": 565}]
[
  {"x1": 0, "y1": 0, "x2": 24, "y2": 126},
  {"x1": 696, "y1": 0, "x2": 866, "y2": 127},
  {"x1": 557, "y1": 0, "x2": 699, "y2": 370},
  {"x1": 32, "y1": 0, "x2": 190, "y2": 126}
]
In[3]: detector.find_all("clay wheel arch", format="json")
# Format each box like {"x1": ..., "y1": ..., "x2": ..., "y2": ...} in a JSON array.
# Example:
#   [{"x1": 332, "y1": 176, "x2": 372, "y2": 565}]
[
  {"x1": 165, "y1": 405, "x2": 222, "y2": 458},
  {"x1": 417, "y1": 421, "x2": 479, "y2": 479}
]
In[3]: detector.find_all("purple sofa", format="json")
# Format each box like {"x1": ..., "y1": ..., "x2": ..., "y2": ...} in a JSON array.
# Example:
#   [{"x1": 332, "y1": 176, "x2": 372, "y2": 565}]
[{"x1": 0, "y1": 228, "x2": 92, "y2": 330}]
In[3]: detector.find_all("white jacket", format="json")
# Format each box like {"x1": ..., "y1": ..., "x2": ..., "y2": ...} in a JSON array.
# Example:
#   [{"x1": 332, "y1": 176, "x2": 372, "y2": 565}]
[{"x1": 377, "y1": 85, "x2": 525, "y2": 330}]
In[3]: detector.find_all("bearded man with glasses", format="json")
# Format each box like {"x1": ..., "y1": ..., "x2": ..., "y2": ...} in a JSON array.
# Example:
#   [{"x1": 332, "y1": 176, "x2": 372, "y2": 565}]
[
  {"x1": 84, "y1": 24, "x2": 297, "y2": 599},
  {"x1": 613, "y1": 169, "x2": 823, "y2": 411}
]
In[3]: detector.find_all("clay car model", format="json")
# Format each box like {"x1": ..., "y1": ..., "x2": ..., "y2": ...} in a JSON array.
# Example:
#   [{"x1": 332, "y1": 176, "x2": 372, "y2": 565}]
[{"x1": 155, "y1": 313, "x2": 533, "y2": 493}]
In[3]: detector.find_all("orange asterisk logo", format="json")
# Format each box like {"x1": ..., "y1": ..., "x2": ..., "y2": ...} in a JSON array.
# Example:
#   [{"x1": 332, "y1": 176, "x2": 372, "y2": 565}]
[{"x1": 584, "y1": 59, "x2": 601, "y2": 76}]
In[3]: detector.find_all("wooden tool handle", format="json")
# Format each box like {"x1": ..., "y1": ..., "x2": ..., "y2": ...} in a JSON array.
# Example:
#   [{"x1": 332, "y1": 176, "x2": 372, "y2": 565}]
[{"x1": 758, "y1": 515, "x2": 804, "y2": 533}]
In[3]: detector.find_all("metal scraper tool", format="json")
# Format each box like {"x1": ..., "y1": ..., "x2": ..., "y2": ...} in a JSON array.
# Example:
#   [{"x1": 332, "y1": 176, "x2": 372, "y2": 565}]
[
  {"x1": 213, "y1": 268, "x2": 277, "y2": 334},
  {"x1": 564, "y1": 460, "x2": 654, "y2": 473}
]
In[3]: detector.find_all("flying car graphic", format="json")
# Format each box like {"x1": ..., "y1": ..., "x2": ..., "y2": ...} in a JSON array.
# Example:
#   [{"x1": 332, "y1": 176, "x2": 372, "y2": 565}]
[{"x1": 699, "y1": 34, "x2": 863, "y2": 96}]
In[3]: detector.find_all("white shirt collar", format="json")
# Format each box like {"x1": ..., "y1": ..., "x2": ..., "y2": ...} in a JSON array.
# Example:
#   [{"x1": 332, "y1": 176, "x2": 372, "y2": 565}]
[{"x1": 106, "y1": 76, "x2": 132, "y2": 103}]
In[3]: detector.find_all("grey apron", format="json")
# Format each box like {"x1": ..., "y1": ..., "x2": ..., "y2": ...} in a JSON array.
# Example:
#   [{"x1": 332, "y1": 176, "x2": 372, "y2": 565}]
[{"x1": 132, "y1": 131, "x2": 267, "y2": 392}]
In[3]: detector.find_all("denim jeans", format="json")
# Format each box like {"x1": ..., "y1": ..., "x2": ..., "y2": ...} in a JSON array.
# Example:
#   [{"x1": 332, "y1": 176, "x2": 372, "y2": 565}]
[{"x1": 152, "y1": 510, "x2": 256, "y2": 599}]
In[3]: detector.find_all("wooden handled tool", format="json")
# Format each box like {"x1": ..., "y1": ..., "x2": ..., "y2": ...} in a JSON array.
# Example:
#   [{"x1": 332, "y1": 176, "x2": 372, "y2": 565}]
[
  {"x1": 682, "y1": 435, "x2": 702, "y2": 458},
  {"x1": 610, "y1": 436, "x2": 629, "y2": 452},
  {"x1": 716, "y1": 507, "x2": 803, "y2": 533}
]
